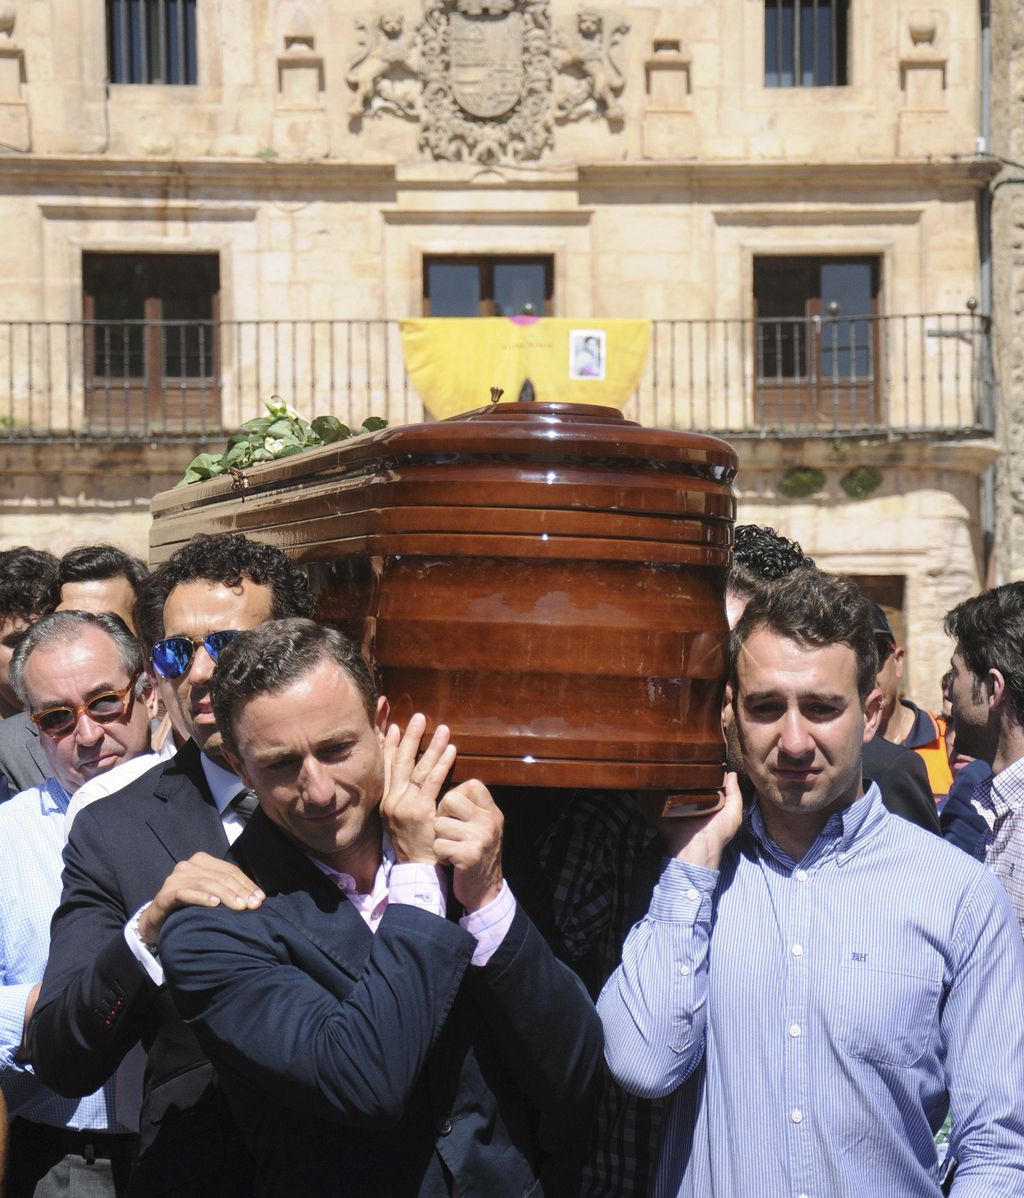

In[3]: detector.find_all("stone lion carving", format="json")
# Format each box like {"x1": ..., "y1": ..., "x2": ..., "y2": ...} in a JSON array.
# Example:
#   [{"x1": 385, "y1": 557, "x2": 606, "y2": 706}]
[
  {"x1": 554, "y1": 8, "x2": 629, "y2": 123},
  {"x1": 345, "y1": 12, "x2": 420, "y2": 119}
]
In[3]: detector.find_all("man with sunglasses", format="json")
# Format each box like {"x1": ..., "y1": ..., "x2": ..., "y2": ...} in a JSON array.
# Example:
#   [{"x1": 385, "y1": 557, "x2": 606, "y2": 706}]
[
  {"x1": 29, "y1": 533, "x2": 313, "y2": 1198},
  {"x1": 1, "y1": 610, "x2": 153, "y2": 1197}
]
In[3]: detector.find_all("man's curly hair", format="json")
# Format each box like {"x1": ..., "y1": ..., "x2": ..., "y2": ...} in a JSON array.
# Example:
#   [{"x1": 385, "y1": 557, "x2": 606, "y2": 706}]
[
  {"x1": 0, "y1": 546, "x2": 59, "y2": 623},
  {"x1": 727, "y1": 524, "x2": 816, "y2": 602},
  {"x1": 134, "y1": 533, "x2": 314, "y2": 649}
]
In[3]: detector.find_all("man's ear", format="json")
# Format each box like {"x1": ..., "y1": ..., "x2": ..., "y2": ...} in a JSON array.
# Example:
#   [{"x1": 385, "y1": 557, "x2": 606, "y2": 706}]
[
  {"x1": 863, "y1": 685, "x2": 884, "y2": 742},
  {"x1": 893, "y1": 647, "x2": 906, "y2": 682},
  {"x1": 374, "y1": 695, "x2": 390, "y2": 745},
  {"x1": 988, "y1": 668, "x2": 1007, "y2": 712}
]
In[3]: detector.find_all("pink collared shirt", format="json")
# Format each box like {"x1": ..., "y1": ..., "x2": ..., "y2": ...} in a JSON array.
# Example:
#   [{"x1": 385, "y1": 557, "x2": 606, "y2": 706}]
[{"x1": 312, "y1": 838, "x2": 515, "y2": 966}]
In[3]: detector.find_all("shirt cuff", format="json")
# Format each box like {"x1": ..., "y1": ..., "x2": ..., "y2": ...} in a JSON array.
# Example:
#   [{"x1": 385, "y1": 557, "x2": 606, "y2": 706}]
[
  {"x1": 460, "y1": 880, "x2": 516, "y2": 967},
  {"x1": 388, "y1": 863, "x2": 447, "y2": 921},
  {"x1": 648, "y1": 857, "x2": 718, "y2": 924},
  {"x1": 124, "y1": 904, "x2": 166, "y2": 988},
  {"x1": 0, "y1": 980, "x2": 37, "y2": 1072}
]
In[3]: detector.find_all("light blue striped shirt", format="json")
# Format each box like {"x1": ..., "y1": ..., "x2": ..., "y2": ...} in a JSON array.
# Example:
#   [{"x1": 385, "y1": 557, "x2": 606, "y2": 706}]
[
  {"x1": 598, "y1": 785, "x2": 1024, "y2": 1198},
  {"x1": 0, "y1": 778, "x2": 124, "y2": 1129}
]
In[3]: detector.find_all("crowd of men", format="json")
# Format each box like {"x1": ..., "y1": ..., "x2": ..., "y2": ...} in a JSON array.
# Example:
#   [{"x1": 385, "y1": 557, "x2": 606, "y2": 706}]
[{"x1": 0, "y1": 528, "x2": 1022, "y2": 1198}]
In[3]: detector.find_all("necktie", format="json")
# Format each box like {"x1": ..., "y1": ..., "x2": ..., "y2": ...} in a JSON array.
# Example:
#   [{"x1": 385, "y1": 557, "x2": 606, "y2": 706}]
[{"x1": 229, "y1": 789, "x2": 259, "y2": 820}]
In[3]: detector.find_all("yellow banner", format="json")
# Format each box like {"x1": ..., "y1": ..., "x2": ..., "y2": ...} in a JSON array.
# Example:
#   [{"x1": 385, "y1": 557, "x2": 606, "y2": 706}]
[{"x1": 399, "y1": 317, "x2": 651, "y2": 420}]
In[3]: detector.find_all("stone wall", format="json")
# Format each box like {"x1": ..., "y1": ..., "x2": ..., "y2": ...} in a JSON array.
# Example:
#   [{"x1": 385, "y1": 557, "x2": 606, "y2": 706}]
[{"x1": 0, "y1": 0, "x2": 1001, "y2": 703}]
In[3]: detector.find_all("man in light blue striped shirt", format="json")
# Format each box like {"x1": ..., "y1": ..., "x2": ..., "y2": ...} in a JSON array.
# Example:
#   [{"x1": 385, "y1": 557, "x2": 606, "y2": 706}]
[
  {"x1": 598, "y1": 569, "x2": 1024, "y2": 1198},
  {"x1": 1, "y1": 610, "x2": 152, "y2": 1196}
]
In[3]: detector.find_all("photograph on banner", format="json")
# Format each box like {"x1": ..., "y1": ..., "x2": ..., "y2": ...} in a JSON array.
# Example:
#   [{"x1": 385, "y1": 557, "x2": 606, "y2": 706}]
[{"x1": 570, "y1": 329, "x2": 606, "y2": 380}]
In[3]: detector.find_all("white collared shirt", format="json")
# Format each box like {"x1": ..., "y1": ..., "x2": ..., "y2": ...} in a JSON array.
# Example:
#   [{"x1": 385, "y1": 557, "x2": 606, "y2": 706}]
[{"x1": 124, "y1": 750, "x2": 250, "y2": 987}]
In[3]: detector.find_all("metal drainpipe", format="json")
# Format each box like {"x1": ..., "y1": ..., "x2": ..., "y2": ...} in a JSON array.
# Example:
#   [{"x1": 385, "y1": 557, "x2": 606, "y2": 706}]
[
  {"x1": 979, "y1": 0, "x2": 997, "y2": 583},
  {"x1": 980, "y1": 0, "x2": 992, "y2": 315}
]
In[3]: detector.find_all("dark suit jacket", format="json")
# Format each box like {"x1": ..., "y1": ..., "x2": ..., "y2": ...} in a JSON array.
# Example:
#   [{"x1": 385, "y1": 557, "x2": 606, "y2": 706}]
[
  {"x1": 28, "y1": 740, "x2": 255, "y2": 1197},
  {"x1": 863, "y1": 735, "x2": 941, "y2": 834},
  {"x1": 0, "y1": 710, "x2": 48, "y2": 800},
  {"x1": 160, "y1": 810, "x2": 603, "y2": 1198}
]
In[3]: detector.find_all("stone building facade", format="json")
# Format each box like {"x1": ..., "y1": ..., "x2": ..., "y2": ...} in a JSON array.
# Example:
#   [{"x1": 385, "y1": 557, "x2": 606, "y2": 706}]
[{"x1": 0, "y1": 0, "x2": 1004, "y2": 702}]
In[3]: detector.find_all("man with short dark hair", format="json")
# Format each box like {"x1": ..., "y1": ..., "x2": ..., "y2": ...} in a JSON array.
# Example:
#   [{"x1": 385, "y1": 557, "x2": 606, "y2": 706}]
[
  {"x1": 2, "y1": 611, "x2": 153, "y2": 1197},
  {"x1": 53, "y1": 545, "x2": 149, "y2": 634},
  {"x1": 0, "y1": 549, "x2": 58, "y2": 723},
  {"x1": 943, "y1": 581, "x2": 1024, "y2": 934},
  {"x1": 29, "y1": 533, "x2": 314, "y2": 1198},
  {"x1": 599, "y1": 569, "x2": 1024, "y2": 1197},
  {"x1": 160, "y1": 618, "x2": 602, "y2": 1198},
  {"x1": 0, "y1": 548, "x2": 59, "y2": 802}
]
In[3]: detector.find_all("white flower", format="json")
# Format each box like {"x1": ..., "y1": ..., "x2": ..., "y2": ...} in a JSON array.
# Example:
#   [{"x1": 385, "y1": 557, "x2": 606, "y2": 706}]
[{"x1": 264, "y1": 436, "x2": 286, "y2": 454}]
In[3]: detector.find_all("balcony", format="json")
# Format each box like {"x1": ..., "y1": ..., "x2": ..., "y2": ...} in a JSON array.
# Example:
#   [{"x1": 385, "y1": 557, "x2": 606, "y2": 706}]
[{"x1": 0, "y1": 313, "x2": 994, "y2": 443}]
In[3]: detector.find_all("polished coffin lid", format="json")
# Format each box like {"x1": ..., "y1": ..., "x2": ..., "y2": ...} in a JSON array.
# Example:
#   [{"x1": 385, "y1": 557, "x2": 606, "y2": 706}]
[{"x1": 150, "y1": 402, "x2": 738, "y2": 806}]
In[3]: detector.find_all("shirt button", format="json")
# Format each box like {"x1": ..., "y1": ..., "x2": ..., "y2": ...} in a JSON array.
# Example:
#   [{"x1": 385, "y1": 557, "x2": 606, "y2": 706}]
[
  {"x1": 791, "y1": 1108, "x2": 803, "y2": 1124},
  {"x1": 795, "y1": 869, "x2": 808, "y2": 882},
  {"x1": 439, "y1": 1118, "x2": 453, "y2": 1136},
  {"x1": 789, "y1": 1024, "x2": 801, "y2": 1038},
  {"x1": 838, "y1": 851, "x2": 848, "y2": 863},
  {"x1": 791, "y1": 944, "x2": 803, "y2": 958},
  {"x1": 679, "y1": 965, "x2": 691, "y2": 977},
  {"x1": 684, "y1": 888, "x2": 699, "y2": 901}
]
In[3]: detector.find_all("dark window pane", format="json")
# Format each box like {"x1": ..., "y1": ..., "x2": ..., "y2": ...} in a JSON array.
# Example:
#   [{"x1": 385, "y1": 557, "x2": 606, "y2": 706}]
[
  {"x1": 764, "y1": 0, "x2": 847, "y2": 89},
  {"x1": 801, "y1": 4, "x2": 815, "y2": 86},
  {"x1": 780, "y1": 2, "x2": 795, "y2": 86},
  {"x1": 84, "y1": 252, "x2": 218, "y2": 380},
  {"x1": 493, "y1": 263, "x2": 546, "y2": 316},
  {"x1": 427, "y1": 263, "x2": 482, "y2": 316},
  {"x1": 820, "y1": 261, "x2": 874, "y2": 379},
  {"x1": 162, "y1": 287, "x2": 214, "y2": 378},
  {"x1": 820, "y1": 260, "x2": 872, "y2": 317},
  {"x1": 765, "y1": 1, "x2": 777, "y2": 86},
  {"x1": 107, "y1": 0, "x2": 196, "y2": 85}
]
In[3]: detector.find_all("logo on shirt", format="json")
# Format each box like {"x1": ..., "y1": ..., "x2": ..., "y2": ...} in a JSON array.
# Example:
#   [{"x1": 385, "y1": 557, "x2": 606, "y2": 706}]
[{"x1": 851, "y1": 951, "x2": 868, "y2": 963}]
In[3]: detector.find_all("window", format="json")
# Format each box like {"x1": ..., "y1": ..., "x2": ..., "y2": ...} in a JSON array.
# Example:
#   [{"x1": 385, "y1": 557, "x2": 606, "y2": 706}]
[
  {"x1": 107, "y1": 0, "x2": 197, "y2": 85},
  {"x1": 764, "y1": 0, "x2": 849, "y2": 87},
  {"x1": 754, "y1": 255, "x2": 880, "y2": 427},
  {"x1": 423, "y1": 257, "x2": 553, "y2": 316},
  {"x1": 83, "y1": 253, "x2": 219, "y2": 433}
]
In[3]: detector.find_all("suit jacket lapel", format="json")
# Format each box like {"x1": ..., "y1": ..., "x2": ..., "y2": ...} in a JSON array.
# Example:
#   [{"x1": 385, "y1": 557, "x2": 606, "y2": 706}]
[
  {"x1": 146, "y1": 739, "x2": 230, "y2": 865},
  {"x1": 232, "y1": 809, "x2": 375, "y2": 984},
  {"x1": 26, "y1": 717, "x2": 48, "y2": 776}
]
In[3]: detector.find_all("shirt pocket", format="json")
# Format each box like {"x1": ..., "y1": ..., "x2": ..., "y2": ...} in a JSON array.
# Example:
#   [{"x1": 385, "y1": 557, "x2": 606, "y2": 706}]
[{"x1": 835, "y1": 950, "x2": 942, "y2": 1069}]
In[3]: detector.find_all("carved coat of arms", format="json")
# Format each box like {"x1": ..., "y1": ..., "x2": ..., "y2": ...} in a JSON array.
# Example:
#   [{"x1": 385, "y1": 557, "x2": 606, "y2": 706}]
[{"x1": 419, "y1": 0, "x2": 554, "y2": 163}]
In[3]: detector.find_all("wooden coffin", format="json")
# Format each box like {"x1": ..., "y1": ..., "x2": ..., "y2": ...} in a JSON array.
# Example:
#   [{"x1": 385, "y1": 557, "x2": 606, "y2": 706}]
[{"x1": 150, "y1": 401, "x2": 737, "y2": 811}]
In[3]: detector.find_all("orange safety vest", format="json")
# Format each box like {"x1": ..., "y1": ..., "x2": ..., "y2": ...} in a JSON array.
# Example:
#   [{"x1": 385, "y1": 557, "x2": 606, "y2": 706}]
[{"x1": 904, "y1": 709, "x2": 953, "y2": 802}]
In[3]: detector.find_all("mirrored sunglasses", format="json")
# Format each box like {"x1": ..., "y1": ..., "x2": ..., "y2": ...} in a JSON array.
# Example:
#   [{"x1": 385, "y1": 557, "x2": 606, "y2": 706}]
[
  {"x1": 30, "y1": 677, "x2": 139, "y2": 739},
  {"x1": 150, "y1": 630, "x2": 242, "y2": 680}
]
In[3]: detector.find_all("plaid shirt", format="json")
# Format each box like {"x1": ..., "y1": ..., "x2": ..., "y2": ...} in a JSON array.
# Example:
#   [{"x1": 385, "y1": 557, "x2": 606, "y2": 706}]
[
  {"x1": 538, "y1": 792, "x2": 666, "y2": 1197},
  {"x1": 965, "y1": 755, "x2": 1024, "y2": 935}
]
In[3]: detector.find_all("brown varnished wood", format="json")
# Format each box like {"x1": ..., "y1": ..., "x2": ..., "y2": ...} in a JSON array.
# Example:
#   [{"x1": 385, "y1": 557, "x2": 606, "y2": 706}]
[{"x1": 150, "y1": 401, "x2": 738, "y2": 810}]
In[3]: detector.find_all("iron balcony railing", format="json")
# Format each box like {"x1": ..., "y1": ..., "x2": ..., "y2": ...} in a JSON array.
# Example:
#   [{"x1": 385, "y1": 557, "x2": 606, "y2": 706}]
[{"x1": 0, "y1": 313, "x2": 994, "y2": 443}]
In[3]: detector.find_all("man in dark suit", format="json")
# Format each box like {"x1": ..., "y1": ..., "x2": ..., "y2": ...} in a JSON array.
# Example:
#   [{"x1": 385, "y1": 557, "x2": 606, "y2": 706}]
[
  {"x1": 160, "y1": 618, "x2": 603, "y2": 1198},
  {"x1": 28, "y1": 534, "x2": 314, "y2": 1197}
]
